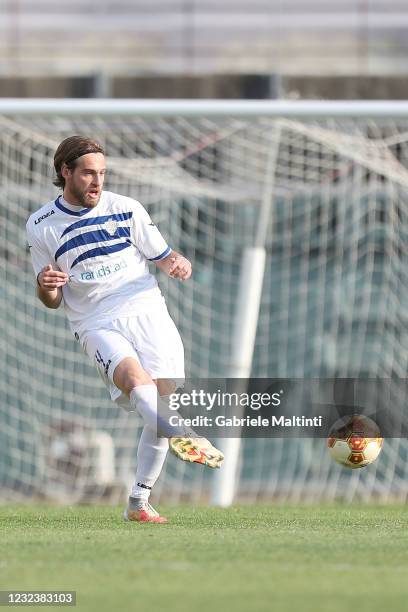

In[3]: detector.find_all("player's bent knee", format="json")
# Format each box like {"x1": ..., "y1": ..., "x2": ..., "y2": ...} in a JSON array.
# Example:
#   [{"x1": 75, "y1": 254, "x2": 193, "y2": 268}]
[
  {"x1": 155, "y1": 378, "x2": 181, "y2": 397},
  {"x1": 113, "y1": 357, "x2": 153, "y2": 396}
]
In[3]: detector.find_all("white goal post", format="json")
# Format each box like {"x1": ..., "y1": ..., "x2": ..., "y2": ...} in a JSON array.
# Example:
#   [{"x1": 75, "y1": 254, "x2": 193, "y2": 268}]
[{"x1": 1, "y1": 99, "x2": 408, "y2": 506}]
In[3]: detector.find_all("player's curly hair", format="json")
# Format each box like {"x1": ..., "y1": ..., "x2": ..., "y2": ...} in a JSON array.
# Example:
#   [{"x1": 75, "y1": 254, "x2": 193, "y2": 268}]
[{"x1": 53, "y1": 135, "x2": 105, "y2": 189}]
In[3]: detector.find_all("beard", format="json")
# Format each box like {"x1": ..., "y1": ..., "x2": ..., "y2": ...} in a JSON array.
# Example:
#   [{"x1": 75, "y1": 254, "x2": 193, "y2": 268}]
[{"x1": 70, "y1": 183, "x2": 102, "y2": 208}]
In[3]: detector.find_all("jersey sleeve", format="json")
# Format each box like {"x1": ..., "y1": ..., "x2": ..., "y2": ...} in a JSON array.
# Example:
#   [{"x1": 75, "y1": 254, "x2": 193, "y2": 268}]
[
  {"x1": 26, "y1": 220, "x2": 53, "y2": 277},
  {"x1": 131, "y1": 200, "x2": 171, "y2": 261}
]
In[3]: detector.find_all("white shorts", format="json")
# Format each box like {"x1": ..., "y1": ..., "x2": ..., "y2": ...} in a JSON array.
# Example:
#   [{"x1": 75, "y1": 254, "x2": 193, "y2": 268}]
[{"x1": 79, "y1": 301, "x2": 185, "y2": 407}]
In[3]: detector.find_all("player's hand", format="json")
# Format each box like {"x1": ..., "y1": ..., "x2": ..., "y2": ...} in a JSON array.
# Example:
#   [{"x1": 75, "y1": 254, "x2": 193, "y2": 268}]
[
  {"x1": 37, "y1": 264, "x2": 69, "y2": 291},
  {"x1": 168, "y1": 255, "x2": 192, "y2": 281}
]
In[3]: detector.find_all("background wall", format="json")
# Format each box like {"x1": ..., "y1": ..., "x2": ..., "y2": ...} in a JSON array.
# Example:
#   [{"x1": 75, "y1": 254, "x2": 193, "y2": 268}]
[{"x1": 1, "y1": 1, "x2": 408, "y2": 99}]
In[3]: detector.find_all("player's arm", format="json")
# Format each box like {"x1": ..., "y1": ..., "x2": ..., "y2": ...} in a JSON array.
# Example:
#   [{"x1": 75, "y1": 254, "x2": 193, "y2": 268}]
[
  {"x1": 155, "y1": 250, "x2": 192, "y2": 281},
  {"x1": 36, "y1": 264, "x2": 68, "y2": 309},
  {"x1": 130, "y1": 200, "x2": 192, "y2": 280},
  {"x1": 26, "y1": 220, "x2": 68, "y2": 309}
]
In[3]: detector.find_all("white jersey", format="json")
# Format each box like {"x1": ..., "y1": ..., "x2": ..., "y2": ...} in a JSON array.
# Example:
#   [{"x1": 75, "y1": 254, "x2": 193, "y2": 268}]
[{"x1": 26, "y1": 190, "x2": 171, "y2": 335}]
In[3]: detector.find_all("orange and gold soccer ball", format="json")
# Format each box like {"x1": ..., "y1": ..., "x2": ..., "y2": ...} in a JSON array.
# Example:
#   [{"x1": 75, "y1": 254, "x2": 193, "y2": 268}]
[{"x1": 327, "y1": 414, "x2": 383, "y2": 469}]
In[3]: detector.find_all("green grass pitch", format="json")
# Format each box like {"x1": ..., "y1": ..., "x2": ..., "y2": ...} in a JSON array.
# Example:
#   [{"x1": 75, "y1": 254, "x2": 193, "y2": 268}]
[{"x1": 1, "y1": 504, "x2": 408, "y2": 611}]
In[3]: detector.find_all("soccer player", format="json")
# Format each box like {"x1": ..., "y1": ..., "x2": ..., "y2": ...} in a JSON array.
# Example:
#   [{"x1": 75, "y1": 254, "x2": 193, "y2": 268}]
[{"x1": 26, "y1": 136, "x2": 223, "y2": 523}]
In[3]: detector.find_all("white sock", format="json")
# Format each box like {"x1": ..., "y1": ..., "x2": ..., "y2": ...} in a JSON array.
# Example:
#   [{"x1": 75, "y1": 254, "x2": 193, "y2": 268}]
[
  {"x1": 130, "y1": 425, "x2": 169, "y2": 500},
  {"x1": 129, "y1": 384, "x2": 192, "y2": 437}
]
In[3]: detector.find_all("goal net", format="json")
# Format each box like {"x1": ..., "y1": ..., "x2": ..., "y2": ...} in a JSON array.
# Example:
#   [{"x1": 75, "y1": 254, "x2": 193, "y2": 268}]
[{"x1": 1, "y1": 101, "x2": 407, "y2": 504}]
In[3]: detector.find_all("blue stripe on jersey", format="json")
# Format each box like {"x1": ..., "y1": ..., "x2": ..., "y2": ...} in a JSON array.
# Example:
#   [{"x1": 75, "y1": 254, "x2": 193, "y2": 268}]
[
  {"x1": 148, "y1": 246, "x2": 171, "y2": 261},
  {"x1": 71, "y1": 242, "x2": 131, "y2": 269},
  {"x1": 55, "y1": 227, "x2": 131, "y2": 260},
  {"x1": 55, "y1": 197, "x2": 93, "y2": 217},
  {"x1": 61, "y1": 212, "x2": 133, "y2": 238}
]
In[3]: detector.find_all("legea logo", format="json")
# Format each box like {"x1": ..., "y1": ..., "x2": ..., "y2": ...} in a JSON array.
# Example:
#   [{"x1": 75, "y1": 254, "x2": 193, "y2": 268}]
[
  {"x1": 80, "y1": 258, "x2": 128, "y2": 281},
  {"x1": 35, "y1": 209, "x2": 55, "y2": 224}
]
